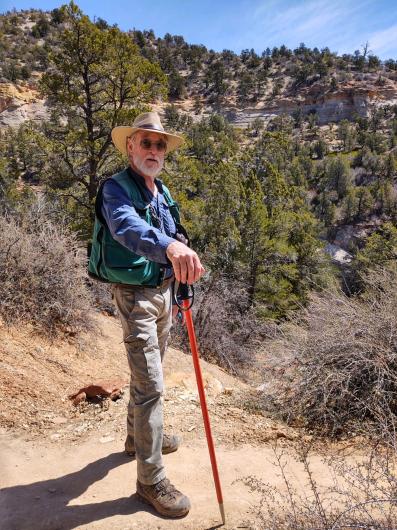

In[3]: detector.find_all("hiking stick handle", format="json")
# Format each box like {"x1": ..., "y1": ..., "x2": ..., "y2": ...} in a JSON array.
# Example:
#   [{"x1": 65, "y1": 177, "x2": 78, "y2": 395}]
[{"x1": 173, "y1": 281, "x2": 194, "y2": 311}]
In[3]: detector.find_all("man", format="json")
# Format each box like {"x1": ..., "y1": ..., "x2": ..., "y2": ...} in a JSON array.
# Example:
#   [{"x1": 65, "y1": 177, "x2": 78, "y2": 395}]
[{"x1": 88, "y1": 112, "x2": 205, "y2": 518}]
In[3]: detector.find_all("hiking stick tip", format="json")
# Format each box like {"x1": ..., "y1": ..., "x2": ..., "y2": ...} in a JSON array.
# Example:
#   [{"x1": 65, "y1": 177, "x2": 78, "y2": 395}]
[{"x1": 219, "y1": 502, "x2": 226, "y2": 525}]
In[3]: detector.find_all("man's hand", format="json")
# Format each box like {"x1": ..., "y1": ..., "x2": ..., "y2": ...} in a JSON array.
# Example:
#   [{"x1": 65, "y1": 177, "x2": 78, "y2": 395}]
[{"x1": 166, "y1": 241, "x2": 205, "y2": 284}]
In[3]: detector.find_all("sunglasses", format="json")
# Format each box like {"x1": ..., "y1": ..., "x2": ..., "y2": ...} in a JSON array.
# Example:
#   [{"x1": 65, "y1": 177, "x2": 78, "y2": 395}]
[{"x1": 140, "y1": 138, "x2": 167, "y2": 152}]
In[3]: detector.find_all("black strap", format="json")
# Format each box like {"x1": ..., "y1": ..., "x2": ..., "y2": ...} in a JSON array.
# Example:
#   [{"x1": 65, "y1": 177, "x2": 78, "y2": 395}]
[{"x1": 173, "y1": 281, "x2": 194, "y2": 311}]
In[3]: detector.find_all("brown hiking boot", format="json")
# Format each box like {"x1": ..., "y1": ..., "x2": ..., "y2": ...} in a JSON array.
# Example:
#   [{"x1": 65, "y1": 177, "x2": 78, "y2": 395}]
[
  {"x1": 125, "y1": 433, "x2": 180, "y2": 457},
  {"x1": 136, "y1": 477, "x2": 191, "y2": 518}
]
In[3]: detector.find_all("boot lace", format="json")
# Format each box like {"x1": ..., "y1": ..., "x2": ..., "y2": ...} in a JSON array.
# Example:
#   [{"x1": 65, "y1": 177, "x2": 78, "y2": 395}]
[{"x1": 154, "y1": 478, "x2": 179, "y2": 500}]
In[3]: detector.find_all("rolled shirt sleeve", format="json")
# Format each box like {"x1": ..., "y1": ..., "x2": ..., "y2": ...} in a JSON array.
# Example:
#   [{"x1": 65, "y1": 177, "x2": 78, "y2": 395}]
[{"x1": 101, "y1": 179, "x2": 176, "y2": 265}]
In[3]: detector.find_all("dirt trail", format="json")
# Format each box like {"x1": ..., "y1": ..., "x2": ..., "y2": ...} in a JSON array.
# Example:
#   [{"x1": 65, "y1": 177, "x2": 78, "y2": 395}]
[
  {"x1": 0, "y1": 312, "x2": 343, "y2": 529},
  {"x1": 1, "y1": 429, "x2": 341, "y2": 530}
]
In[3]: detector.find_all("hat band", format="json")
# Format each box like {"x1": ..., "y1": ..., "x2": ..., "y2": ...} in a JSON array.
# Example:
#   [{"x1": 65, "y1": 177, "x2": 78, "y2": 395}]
[{"x1": 136, "y1": 123, "x2": 165, "y2": 133}]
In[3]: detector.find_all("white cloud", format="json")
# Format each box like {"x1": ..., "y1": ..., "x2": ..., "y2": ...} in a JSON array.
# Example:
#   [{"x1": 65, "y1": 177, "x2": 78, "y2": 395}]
[
  {"x1": 296, "y1": 11, "x2": 341, "y2": 34},
  {"x1": 368, "y1": 23, "x2": 397, "y2": 56},
  {"x1": 244, "y1": 0, "x2": 374, "y2": 51}
]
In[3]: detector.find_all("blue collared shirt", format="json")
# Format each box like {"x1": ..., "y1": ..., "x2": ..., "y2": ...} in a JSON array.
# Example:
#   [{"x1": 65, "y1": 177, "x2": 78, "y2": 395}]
[{"x1": 101, "y1": 170, "x2": 177, "y2": 270}]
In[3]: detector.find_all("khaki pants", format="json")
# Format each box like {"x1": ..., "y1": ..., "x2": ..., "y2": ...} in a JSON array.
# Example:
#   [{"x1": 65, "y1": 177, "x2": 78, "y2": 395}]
[{"x1": 113, "y1": 280, "x2": 172, "y2": 485}]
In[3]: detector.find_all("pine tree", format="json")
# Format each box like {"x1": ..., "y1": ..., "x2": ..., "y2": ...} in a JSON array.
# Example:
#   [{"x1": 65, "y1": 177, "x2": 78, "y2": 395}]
[
  {"x1": 203, "y1": 161, "x2": 242, "y2": 271},
  {"x1": 356, "y1": 186, "x2": 374, "y2": 219},
  {"x1": 354, "y1": 222, "x2": 397, "y2": 284},
  {"x1": 39, "y1": 2, "x2": 167, "y2": 235},
  {"x1": 239, "y1": 171, "x2": 271, "y2": 305},
  {"x1": 325, "y1": 156, "x2": 351, "y2": 199}
]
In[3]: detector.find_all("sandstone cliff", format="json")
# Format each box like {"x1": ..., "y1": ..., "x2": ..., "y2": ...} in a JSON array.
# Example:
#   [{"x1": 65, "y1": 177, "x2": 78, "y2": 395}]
[
  {"x1": 0, "y1": 82, "x2": 48, "y2": 128},
  {"x1": 2, "y1": 72, "x2": 397, "y2": 130},
  {"x1": 230, "y1": 74, "x2": 397, "y2": 127}
]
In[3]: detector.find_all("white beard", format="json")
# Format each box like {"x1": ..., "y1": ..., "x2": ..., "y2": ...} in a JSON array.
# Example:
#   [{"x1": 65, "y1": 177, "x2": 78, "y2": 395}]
[{"x1": 129, "y1": 154, "x2": 163, "y2": 179}]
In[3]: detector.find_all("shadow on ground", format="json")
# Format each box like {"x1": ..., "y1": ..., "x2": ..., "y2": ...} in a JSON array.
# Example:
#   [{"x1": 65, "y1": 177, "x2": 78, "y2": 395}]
[{"x1": 0, "y1": 451, "x2": 183, "y2": 530}]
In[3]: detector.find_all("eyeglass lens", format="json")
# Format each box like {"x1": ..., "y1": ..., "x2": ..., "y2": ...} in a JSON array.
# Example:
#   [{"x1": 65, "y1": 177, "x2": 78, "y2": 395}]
[{"x1": 140, "y1": 138, "x2": 167, "y2": 152}]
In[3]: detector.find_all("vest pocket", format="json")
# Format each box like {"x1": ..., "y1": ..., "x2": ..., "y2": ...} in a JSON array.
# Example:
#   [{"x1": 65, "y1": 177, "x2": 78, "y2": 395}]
[
  {"x1": 103, "y1": 240, "x2": 147, "y2": 269},
  {"x1": 102, "y1": 241, "x2": 158, "y2": 285}
]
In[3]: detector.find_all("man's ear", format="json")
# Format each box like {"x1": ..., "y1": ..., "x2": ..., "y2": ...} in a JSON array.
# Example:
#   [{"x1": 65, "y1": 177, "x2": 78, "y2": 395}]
[{"x1": 126, "y1": 137, "x2": 134, "y2": 158}]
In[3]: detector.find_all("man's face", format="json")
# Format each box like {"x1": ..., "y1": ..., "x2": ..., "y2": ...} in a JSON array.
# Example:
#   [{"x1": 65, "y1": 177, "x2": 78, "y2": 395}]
[{"x1": 127, "y1": 131, "x2": 167, "y2": 179}]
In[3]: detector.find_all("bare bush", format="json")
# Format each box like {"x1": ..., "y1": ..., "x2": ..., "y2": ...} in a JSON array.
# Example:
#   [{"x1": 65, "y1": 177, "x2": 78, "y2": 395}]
[
  {"x1": 241, "y1": 440, "x2": 397, "y2": 530},
  {"x1": 87, "y1": 278, "x2": 116, "y2": 316},
  {"x1": 262, "y1": 266, "x2": 397, "y2": 437},
  {"x1": 172, "y1": 273, "x2": 276, "y2": 375},
  {"x1": 0, "y1": 208, "x2": 92, "y2": 335}
]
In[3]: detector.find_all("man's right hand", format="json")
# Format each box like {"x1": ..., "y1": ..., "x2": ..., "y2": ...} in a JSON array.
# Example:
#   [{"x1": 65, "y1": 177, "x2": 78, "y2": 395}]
[{"x1": 166, "y1": 241, "x2": 205, "y2": 285}]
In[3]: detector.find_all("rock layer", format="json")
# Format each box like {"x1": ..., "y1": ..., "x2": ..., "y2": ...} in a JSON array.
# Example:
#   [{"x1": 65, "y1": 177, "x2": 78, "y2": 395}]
[
  {"x1": 0, "y1": 82, "x2": 48, "y2": 128},
  {"x1": 230, "y1": 77, "x2": 397, "y2": 126}
]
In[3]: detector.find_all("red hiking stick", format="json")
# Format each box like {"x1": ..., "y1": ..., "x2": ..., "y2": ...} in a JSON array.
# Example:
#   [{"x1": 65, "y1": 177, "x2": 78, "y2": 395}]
[{"x1": 175, "y1": 282, "x2": 226, "y2": 525}]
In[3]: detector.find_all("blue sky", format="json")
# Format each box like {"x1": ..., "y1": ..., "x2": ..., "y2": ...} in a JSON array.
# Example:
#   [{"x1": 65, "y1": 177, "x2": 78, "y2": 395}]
[{"x1": 2, "y1": 0, "x2": 397, "y2": 59}]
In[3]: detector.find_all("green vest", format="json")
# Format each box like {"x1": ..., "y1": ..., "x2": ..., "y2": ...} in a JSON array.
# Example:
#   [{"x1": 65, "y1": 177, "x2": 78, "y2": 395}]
[{"x1": 88, "y1": 168, "x2": 181, "y2": 286}]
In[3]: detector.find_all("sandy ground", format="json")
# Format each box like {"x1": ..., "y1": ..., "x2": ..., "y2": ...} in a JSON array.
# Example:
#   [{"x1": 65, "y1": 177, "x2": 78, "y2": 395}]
[
  {"x1": 1, "y1": 427, "x2": 344, "y2": 530},
  {"x1": 0, "y1": 312, "x2": 352, "y2": 529}
]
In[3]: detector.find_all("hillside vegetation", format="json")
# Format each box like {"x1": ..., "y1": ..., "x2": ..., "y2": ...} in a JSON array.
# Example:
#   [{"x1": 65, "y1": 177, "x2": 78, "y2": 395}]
[
  {"x1": 0, "y1": 2, "x2": 396, "y2": 421},
  {"x1": 1, "y1": 5, "x2": 397, "y2": 106},
  {"x1": 1, "y1": 5, "x2": 397, "y2": 529}
]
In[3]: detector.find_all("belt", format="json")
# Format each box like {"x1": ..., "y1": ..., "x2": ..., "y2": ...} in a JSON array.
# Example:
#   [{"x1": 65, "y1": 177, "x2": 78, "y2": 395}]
[
  {"x1": 155, "y1": 275, "x2": 174, "y2": 289},
  {"x1": 114, "y1": 275, "x2": 174, "y2": 290}
]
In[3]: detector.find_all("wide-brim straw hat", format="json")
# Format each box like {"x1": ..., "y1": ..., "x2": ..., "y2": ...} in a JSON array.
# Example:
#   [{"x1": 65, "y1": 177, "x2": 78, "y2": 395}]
[{"x1": 111, "y1": 111, "x2": 184, "y2": 156}]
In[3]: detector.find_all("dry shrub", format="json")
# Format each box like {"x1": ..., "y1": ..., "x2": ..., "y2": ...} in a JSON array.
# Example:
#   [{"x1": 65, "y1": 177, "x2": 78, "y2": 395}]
[
  {"x1": 87, "y1": 277, "x2": 116, "y2": 316},
  {"x1": 172, "y1": 273, "x2": 275, "y2": 375},
  {"x1": 241, "y1": 440, "x2": 397, "y2": 530},
  {"x1": 0, "y1": 209, "x2": 92, "y2": 335},
  {"x1": 262, "y1": 266, "x2": 397, "y2": 438}
]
